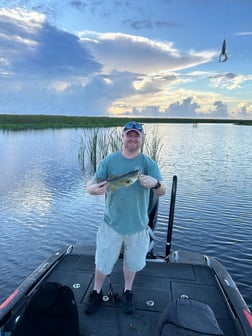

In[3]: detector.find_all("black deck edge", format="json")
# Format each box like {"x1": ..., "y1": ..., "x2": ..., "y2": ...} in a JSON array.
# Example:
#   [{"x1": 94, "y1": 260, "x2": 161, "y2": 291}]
[
  {"x1": 210, "y1": 257, "x2": 252, "y2": 336},
  {"x1": 0, "y1": 245, "x2": 73, "y2": 326}
]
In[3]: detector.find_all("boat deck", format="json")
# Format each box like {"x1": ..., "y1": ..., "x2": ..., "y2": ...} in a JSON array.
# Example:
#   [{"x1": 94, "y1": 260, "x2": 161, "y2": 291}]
[{"x1": 44, "y1": 247, "x2": 240, "y2": 336}]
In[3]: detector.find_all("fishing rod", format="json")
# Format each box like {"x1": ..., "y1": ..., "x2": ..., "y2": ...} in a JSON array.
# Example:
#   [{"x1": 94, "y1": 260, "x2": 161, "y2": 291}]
[
  {"x1": 219, "y1": 0, "x2": 229, "y2": 62},
  {"x1": 106, "y1": 275, "x2": 120, "y2": 303}
]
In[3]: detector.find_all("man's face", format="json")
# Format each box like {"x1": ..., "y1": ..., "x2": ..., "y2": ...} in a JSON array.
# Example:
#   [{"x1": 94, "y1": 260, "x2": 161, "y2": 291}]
[{"x1": 122, "y1": 130, "x2": 143, "y2": 152}]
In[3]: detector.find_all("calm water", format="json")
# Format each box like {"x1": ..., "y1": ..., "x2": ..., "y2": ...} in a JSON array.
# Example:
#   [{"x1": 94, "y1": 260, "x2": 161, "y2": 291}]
[{"x1": 0, "y1": 124, "x2": 251, "y2": 310}]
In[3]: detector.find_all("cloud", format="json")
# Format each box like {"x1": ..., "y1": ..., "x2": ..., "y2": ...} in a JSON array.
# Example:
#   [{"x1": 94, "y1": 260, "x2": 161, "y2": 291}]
[
  {"x1": 0, "y1": 8, "x2": 103, "y2": 114},
  {"x1": 210, "y1": 101, "x2": 229, "y2": 118},
  {"x1": 234, "y1": 32, "x2": 252, "y2": 36},
  {"x1": 208, "y1": 72, "x2": 252, "y2": 90},
  {"x1": 79, "y1": 31, "x2": 216, "y2": 74},
  {"x1": 0, "y1": 7, "x2": 218, "y2": 116},
  {"x1": 123, "y1": 19, "x2": 179, "y2": 30},
  {"x1": 119, "y1": 95, "x2": 247, "y2": 119},
  {"x1": 0, "y1": 6, "x2": 251, "y2": 119},
  {"x1": 164, "y1": 97, "x2": 200, "y2": 117},
  {"x1": 59, "y1": 70, "x2": 137, "y2": 115},
  {"x1": 0, "y1": 8, "x2": 101, "y2": 78},
  {"x1": 1, "y1": 0, "x2": 63, "y2": 22},
  {"x1": 233, "y1": 103, "x2": 252, "y2": 119},
  {"x1": 70, "y1": 1, "x2": 87, "y2": 12},
  {"x1": 117, "y1": 97, "x2": 201, "y2": 118}
]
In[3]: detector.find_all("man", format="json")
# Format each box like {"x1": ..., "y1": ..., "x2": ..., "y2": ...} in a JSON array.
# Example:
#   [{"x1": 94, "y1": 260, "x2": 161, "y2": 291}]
[{"x1": 85, "y1": 121, "x2": 166, "y2": 314}]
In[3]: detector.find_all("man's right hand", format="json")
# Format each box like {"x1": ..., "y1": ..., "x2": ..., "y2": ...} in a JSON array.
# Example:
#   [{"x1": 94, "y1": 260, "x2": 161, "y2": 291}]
[{"x1": 86, "y1": 180, "x2": 107, "y2": 195}]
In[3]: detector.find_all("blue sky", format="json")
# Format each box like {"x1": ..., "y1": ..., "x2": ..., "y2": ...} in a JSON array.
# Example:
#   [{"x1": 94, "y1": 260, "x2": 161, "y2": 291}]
[{"x1": 0, "y1": 0, "x2": 251, "y2": 119}]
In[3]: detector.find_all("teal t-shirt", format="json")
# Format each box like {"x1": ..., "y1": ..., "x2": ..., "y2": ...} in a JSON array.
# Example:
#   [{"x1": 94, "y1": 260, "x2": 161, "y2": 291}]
[{"x1": 94, "y1": 151, "x2": 162, "y2": 234}]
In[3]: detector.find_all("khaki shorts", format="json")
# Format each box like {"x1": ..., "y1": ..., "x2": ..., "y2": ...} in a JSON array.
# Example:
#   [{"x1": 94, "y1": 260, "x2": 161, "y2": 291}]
[{"x1": 95, "y1": 222, "x2": 150, "y2": 275}]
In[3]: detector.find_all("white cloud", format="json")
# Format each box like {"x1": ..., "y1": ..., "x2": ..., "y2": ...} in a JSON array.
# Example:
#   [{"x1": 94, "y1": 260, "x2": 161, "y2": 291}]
[
  {"x1": 208, "y1": 72, "x2": 252, "y2": 91},
  {"x1": 234, "y1": 32, "x2": 252, "y2": 36},
  {"x1": 79, "y1": 31, "x2": 216, "y2": 74}
]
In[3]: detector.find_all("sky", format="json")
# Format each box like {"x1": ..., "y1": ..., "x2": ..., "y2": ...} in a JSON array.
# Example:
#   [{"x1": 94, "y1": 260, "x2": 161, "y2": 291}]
[{"x1": 0, "y1": 0, "x2": 252, "y2": 119}]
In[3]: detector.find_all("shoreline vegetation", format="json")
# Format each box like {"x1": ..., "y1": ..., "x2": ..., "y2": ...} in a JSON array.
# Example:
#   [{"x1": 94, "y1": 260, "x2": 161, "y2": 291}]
[
  {"x1": 0, "y1": 114, "x2": 251, "y2": 130},
  {"x1": 78, "y1": 127, "x2": 163, "y2": 173}
]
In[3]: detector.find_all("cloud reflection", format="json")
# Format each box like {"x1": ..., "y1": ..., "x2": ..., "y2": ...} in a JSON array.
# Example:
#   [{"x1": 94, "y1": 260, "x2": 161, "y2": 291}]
[{"x1": 9, "y1": 171, "x2": 52, "y2": 217}]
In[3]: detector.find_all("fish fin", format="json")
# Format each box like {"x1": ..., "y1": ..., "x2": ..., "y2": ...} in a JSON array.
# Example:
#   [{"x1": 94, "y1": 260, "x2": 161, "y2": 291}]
[
  {"x1": 96, "y1": 178, "x2": 106, "y2": 183},
  {"x1": 108, "y1": 186, "x2": 116, "y2": 193},
  {"x1": 107, "y1": 175, "x2": 116, "y2": 181}
]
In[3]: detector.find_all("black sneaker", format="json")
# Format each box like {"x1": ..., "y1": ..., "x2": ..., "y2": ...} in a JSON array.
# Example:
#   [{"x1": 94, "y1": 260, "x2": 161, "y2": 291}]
[
  {"x1": 85, "y1": 290, "x2": 103, "y2": 314},
  {"x1": 122, "y1": 290, "x2": 135, "y2": 314}
]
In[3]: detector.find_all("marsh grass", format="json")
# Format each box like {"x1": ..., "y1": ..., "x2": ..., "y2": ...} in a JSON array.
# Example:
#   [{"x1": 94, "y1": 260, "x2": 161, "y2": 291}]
[
  {"x1": 143, "y1": 127, "x2": 163, "y2": 166},
  {"x1": 79, "y1": 128, "x2": 121, "y2": 172},
  {"x1": 1, "y1": 114, "x2": 249, "y2": 131},
  {"x1": 79, "y1": 126, "x2": 163, "y2": 173}
]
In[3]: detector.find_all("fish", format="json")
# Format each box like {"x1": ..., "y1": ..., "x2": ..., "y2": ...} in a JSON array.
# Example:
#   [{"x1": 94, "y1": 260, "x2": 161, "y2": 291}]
[
  {"x1": 98, "y1": 169, "x2": 141, "y2": 193},
  {"x1": 219, "y1": 39, "x2": 228, "y2": 63}
]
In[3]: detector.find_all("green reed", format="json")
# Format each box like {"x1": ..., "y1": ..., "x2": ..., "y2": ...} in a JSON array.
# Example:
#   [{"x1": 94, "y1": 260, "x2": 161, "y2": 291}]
[
  {"x1": 142, "y1": 127, "x2": 163, "y2": 166},
  {"x1": 79, "y1": 126, "x2": 163, "y2": 173}
]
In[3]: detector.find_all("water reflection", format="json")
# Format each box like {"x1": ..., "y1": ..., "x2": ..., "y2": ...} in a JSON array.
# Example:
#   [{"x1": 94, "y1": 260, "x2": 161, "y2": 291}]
[
  {"x1": 0, "y1": 124, "x2": 251, "y2": 309},
  {"x1": 9, "y1": 172, "x2": 52, "y2": 218}
]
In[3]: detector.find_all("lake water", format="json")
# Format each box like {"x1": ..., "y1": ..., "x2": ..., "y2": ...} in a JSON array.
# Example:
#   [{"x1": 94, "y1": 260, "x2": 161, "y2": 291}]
[{"x1": 0, "y1": 123, "x2": 251, "y2": 310}]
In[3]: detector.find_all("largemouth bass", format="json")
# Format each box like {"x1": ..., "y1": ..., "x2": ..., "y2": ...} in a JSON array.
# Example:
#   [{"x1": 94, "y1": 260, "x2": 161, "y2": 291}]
[{"x1": 99, "y1": 169, "x2": 141, "y2": 193}]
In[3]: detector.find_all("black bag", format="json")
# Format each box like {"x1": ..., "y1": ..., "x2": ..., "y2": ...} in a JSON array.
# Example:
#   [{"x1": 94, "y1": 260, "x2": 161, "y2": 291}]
[
  {"x1": 155, "y1": 298, "x2": 224, "y2": 336},
  {"x1": 11, "y1": 282, "x2": 80, "y2": 336}
]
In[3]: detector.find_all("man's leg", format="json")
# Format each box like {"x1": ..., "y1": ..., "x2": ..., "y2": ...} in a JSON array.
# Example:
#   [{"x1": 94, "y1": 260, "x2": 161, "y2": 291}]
[
  {"x1": 122, "y1": 229, "x2": 150, "y2": 314},
  {"x1": 122, "y1": 266, "x2": 136, "y2": 314},
  {"x1": 85, "y1": 224, "x2": 122, "y2": 314},
  {"x1": 123, "y1": 266, "x2": 136, "y2": 291},
  {"x1": 94, "y1": 268, "x2": 107, "y2": 293}
]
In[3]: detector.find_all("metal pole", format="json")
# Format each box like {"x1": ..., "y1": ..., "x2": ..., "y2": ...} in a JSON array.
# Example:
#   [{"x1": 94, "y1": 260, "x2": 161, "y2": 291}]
[{"x1": 166, "y1": 175, "x2": 177, "y2": 256}]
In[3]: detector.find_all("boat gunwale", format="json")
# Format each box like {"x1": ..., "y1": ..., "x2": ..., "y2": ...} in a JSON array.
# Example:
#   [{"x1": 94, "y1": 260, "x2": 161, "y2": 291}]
[{"x1": 0, "y1": 245, "x2": 73, "y2": 327}]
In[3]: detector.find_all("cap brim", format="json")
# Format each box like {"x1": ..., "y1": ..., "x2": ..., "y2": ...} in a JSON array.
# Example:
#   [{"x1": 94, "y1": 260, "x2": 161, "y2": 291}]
[{"x1": 124, "y1": 129, "x2": 142, "y2": 135}]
